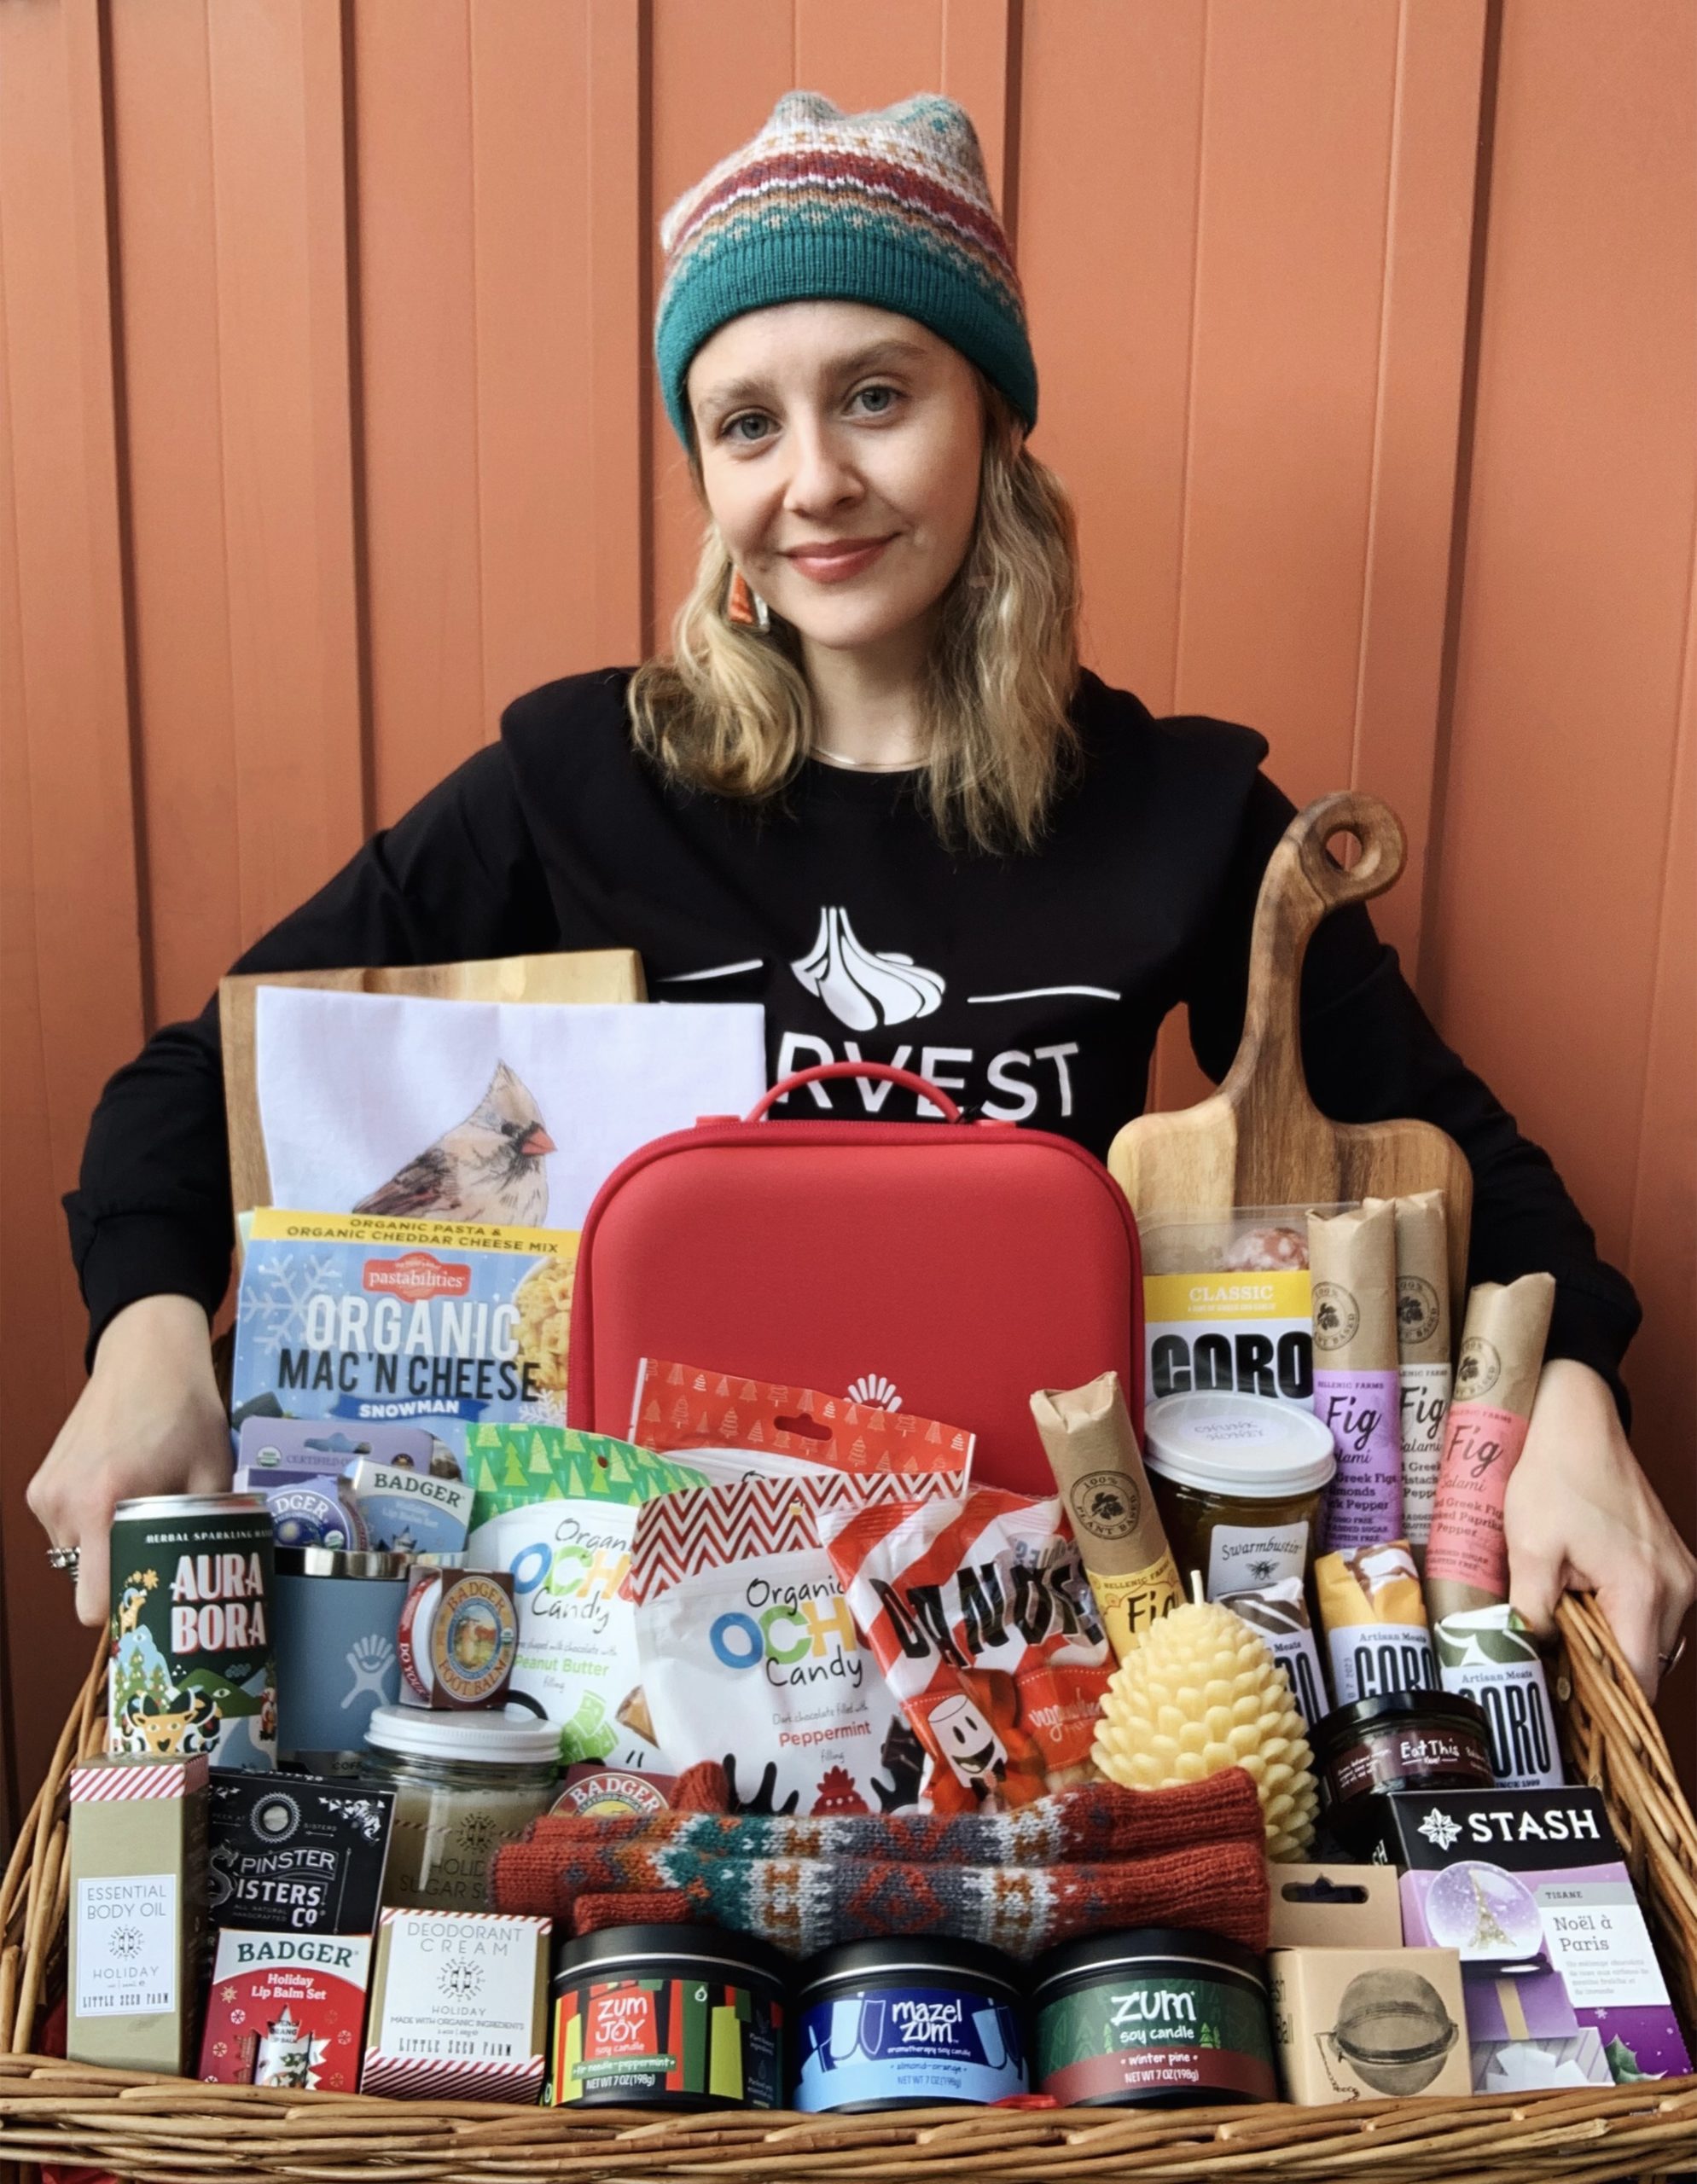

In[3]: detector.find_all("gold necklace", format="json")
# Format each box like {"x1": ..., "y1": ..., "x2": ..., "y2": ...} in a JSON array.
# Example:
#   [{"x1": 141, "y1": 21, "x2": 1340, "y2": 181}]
[{"x1": 811, "y1": 746, "x2": 922, "y2": 772}]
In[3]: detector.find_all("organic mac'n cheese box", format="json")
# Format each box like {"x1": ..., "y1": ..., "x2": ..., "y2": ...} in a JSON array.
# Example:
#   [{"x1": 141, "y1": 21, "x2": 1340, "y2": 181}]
[{"x1": 231, "y1": 1211, "x2": 578, "y2": 1479}]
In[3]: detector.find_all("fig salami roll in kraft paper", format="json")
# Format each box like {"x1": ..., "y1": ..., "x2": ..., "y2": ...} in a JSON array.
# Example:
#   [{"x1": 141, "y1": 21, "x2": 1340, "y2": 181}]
[
  {"x1": 1393, "y1": 1191, "x2": 1451, "y2": 1550},
  {"x1": 1307, "y1": 1204, "x2": 1404, "y2": 1550},
  {"x1": 1030, "y1": 1372, "x2": 1180, "y2": 1659},
  {"x1": 1424, "y1": 1274, "x2": 1556, "y2": 1622}
]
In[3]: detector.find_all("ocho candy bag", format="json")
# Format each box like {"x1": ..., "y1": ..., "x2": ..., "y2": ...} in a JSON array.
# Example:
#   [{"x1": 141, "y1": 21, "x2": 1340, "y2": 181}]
[{"x1": 819, "y1": 1489, "x2": 1112, "y2": 1813}]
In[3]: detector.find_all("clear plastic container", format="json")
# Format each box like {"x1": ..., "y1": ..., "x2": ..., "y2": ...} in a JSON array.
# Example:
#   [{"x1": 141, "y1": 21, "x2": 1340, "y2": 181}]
[{"x1": 364, "y1": 1705, "x2": 558, "y2": 1911}]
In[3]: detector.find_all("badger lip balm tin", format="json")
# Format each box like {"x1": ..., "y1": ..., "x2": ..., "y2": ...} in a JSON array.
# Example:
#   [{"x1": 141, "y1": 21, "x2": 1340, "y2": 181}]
[
  {"x1": 1032, "y1": 1926, "x2": 1277, "y2": 2108},
  {"x1": 108, "y1": 1493, "x2": 276, "y2": 1770},
  {"x1": 547, "y1": 1924, "x2": 785, "y2": 2110},
  {"x1": 793, "y1": 1937, "x2": 1028, "y2": 2113}
]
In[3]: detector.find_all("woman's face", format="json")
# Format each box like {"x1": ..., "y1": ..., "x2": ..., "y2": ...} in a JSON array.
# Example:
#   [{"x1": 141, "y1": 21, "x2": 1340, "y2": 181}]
[{"x1": 687, "y1": 302, "x2": 985, "y2": 656}]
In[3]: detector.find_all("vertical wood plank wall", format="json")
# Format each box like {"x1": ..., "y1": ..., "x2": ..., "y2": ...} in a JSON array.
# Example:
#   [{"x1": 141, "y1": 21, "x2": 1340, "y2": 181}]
[{"x1": 3, "y1": 0, "x2": 1693, "y2": 1827}]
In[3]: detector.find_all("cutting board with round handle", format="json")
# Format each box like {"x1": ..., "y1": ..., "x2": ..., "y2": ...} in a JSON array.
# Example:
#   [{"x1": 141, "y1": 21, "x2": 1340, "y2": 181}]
[{"x1": 1108, "y1": 790, "x2": 1472, "y2": 1304}]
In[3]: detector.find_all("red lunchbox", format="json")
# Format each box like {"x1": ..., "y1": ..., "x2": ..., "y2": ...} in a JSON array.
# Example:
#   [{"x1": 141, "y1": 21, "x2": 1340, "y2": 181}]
[{"x1": 565, "y1": 1062, "x2": 1142, "y2": 1493}]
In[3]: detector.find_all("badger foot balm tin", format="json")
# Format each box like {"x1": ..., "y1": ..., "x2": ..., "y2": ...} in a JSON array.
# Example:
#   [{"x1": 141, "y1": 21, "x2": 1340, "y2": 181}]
[
  {"x1": 108, "y1": 1494, "x2": 276, "y2": 1769},
  {"x1": 1032, "y1": 1927, "x2": 1277, "y2": 2108},
  {"x1": 547, "y1": 1925, "x2": 785, "y2": 2110}
]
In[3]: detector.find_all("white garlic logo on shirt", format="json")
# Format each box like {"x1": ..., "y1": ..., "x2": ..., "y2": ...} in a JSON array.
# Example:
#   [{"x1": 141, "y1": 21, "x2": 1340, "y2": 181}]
[{"x1": 791, "y1": 909, "x2": 945, "y2": 1030}]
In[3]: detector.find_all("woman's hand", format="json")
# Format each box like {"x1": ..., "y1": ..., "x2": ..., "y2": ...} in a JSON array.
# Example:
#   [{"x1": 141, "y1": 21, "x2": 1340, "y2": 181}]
[
  {"x1": 26, "y1": 1295, "x2": 232, "y2": 1629},
  {"x1": 1504, "y1": 1356, "x2": 1697, "y2": 1698}
]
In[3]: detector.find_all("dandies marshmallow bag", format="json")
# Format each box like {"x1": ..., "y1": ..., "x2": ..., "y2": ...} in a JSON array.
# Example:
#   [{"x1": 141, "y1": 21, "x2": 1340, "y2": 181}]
[
  {"x1": 629, "y1": 1475, "x2": 913, "y2": 1817},
  {"x1": 820, "y1": 1489, "x2": 1113, "y2": 1814}
]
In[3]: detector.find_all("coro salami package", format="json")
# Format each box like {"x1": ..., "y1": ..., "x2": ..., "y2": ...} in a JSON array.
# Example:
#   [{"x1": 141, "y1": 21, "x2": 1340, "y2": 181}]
[
  {"x1": 630, "y1": 1476, "x2": 910, "y2": 1817},
  {"x1": 1141, "y1": 1205, "x2": 1346, "y2": 1411},
  {"x1": 632, "y1": 1360, "x2": 973, "y2": 1494},
  {"x1": 819, "y1": 1490, "x2": 1113, "y2": 1814}
]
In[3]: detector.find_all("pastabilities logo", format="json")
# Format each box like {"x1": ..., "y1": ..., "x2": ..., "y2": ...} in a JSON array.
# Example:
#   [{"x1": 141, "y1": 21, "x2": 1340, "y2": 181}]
[{"x1": 362, "y1": 1252, "x2": 472, "y2": 1299}]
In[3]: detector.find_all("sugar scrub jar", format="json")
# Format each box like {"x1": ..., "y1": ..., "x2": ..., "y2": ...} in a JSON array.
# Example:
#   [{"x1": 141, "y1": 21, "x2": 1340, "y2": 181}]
[
  {"x1": 549, "y1": 1925, "x2": 786, "y2": 2110},
  {"x1": 1142, "y1": 1391, "x2": 1335, "y2": 1599},
  {"x1": 364, "y1": 1705, "x2": 557, "y2": 1910},
  {"x1": 1032, "y1": 1926, "x2": 1277, "y2": 2108},
  {"x1": 793, "y1": 1937, "x2": 1028, "y2": 2112}
]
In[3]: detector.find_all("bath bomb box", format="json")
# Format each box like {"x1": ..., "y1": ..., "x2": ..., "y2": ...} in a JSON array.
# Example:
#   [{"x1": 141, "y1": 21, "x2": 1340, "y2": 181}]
[{"x1": 1366, "y1": 1786, "x2": 1692, "y2": 2090}]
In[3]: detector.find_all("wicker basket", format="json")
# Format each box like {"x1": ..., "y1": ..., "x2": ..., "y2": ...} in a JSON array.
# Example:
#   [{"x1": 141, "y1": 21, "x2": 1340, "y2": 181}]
[{"x1": 3, "y1": 1592, "x2": 1694, "y2": 2183}]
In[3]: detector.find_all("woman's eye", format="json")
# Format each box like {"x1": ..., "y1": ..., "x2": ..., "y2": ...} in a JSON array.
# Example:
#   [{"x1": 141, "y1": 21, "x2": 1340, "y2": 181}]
[
  {"x1": 722, "y1": 412, "x2": 773, "y2": 444},
  {"x1": 851, "y1": 384, "x2": 902, "y2": 416}
]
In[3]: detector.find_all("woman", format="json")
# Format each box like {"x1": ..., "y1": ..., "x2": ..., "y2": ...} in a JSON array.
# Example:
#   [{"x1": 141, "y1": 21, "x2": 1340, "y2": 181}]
[{"x1": 30, "y1": 91, "x2": 1693, "y2": 1692}]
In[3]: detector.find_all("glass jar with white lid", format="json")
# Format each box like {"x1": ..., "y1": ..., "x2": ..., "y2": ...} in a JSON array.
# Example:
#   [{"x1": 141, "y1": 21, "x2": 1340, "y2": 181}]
[{"x1": 364, "y1": 1704, "x2": 559, "y2": 1911}]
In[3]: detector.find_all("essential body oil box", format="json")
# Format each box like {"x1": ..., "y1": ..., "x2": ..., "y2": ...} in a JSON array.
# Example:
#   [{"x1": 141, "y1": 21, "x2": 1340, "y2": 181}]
[{"x1": 67, "y1": 1752, "x2": 208, "y2": 2073}]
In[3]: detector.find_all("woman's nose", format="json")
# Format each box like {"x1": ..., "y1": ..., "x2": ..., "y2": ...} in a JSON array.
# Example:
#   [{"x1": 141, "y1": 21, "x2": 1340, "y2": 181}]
[{"x1": 782, "y1": 421, "x2": 862, "y2": 515}]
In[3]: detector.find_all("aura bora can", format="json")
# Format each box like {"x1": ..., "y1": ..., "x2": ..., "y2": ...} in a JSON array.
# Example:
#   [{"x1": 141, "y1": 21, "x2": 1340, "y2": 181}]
[{"x1": 108, "y1": 1493, "x2": 277, "y2": 1771}]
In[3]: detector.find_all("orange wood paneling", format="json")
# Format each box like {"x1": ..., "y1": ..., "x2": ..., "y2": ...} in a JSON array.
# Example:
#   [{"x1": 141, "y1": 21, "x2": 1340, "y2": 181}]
[
  {"x1": 1427, "y1": 0, "x2": 1697, "y2": 1791},
  {"x1": 2, "y1": 0, "x2": 1693, "y2": 1820},
  {"x1": 0, "y1": 0, "x2": 147, "y2": 1809}
]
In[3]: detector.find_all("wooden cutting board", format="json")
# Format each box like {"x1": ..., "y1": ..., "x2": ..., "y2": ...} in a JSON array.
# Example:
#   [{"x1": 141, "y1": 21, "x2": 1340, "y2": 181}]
[{"x1": 1108, "y1": 791, "x2": 1471, "y2": 1305}]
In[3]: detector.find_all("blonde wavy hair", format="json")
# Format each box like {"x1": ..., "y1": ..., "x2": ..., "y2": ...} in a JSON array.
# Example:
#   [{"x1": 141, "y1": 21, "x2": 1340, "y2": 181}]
[{"x1": 627, "y1": 381, "x2": 1082, "y2": 853}]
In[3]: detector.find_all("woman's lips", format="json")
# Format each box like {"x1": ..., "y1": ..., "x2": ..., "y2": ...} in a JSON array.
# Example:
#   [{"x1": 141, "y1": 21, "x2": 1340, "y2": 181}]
[{"x1": 783, "y1": 536, "x2": 894, "y2": 583}]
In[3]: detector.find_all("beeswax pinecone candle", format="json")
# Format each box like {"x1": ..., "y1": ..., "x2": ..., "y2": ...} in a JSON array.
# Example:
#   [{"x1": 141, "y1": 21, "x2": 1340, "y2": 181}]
[{"x1": 1093, "y1": 1585, "x2": 1318, "y2": 1861}]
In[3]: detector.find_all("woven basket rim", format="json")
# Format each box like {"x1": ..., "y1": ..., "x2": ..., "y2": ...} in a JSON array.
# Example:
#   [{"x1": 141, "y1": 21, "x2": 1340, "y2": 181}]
[{"x1": 3, "y1": 1592, "x2": 1694, "y2": 2184}]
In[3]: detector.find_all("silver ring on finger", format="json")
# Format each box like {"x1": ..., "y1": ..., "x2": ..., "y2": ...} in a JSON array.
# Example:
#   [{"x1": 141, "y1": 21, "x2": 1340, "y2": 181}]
[
  {"x1": 46, "y1": 1545, "x2": 81, "y2": 1579},
  {"x1": 1658, "y1": 1631, "x2": 1687, "y2": 1676}
]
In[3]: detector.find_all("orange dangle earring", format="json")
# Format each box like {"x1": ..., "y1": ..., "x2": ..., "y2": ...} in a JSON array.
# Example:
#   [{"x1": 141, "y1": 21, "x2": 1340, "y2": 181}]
[{"x1": 725, "y1": 567, "x2": 770, "y2": 633}]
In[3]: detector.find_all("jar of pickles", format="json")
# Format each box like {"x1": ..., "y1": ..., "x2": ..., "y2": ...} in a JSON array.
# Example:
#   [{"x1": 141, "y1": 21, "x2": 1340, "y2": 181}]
[{"x1": 364, "y1": 1705, "x2": 558, "y2": 1910}]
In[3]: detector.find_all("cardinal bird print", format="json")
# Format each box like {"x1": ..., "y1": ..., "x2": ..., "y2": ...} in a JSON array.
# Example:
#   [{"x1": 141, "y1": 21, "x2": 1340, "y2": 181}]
[{"x1": 353, "y1": 1061, "x2": 555, "y2": 1225}]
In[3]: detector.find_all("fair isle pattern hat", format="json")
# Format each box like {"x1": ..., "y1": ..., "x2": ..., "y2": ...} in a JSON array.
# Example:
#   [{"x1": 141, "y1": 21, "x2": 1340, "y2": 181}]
[{"x1": 654, "y1": 90, "x2": 1037, "y2": 444}]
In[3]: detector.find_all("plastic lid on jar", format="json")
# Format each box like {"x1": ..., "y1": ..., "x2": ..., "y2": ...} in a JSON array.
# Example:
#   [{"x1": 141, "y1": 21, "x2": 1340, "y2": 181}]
[
  {"x1": 1142, "y1": 1391, "x2": 1337, "y2": 1497},
  {"x1": 363, "y1": 1704, "x2": 560, "y2": 1766}
]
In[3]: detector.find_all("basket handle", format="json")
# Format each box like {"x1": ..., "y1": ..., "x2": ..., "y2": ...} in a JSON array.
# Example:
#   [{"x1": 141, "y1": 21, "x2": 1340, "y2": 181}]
[{"x1": 746, "y1": 1061, "x2": 964, "y2": 1124}]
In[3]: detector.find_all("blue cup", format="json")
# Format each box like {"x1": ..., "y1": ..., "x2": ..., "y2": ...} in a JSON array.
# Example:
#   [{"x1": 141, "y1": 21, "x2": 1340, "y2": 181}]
[{"x1": 273, "y1": 1547, "x2": 410, "y2": 1774}]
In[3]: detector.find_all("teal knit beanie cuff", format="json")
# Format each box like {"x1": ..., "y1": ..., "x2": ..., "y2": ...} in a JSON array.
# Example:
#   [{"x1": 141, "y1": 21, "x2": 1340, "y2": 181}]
[{"x1": 654, "y1": 91, "x2": 1037, "y2": 445}]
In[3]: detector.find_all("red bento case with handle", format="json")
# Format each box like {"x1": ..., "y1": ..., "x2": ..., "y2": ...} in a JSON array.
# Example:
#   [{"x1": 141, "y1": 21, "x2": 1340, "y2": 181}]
[{"x1": 565, "y1": 1062, "x2": 1143, "y2": 1494}]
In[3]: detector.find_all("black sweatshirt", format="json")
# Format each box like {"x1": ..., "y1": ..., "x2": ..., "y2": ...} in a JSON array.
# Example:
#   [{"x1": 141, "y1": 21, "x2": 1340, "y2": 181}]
[{"x1": 67, "y1": 666, "x2": 1640, "y2": 1409}]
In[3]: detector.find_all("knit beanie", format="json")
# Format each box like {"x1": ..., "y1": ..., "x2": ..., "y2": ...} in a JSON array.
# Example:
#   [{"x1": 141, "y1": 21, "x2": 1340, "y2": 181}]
[{"x1": 654, "y1": 90, "x2": 1037, "y2": 445}]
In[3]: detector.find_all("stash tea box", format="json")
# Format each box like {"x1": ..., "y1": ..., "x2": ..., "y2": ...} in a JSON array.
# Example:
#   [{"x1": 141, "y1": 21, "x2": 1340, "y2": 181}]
[
  {"x1": 200, "y1": 1929, "x2": 373, "y2": 2090},
  {"x1": 1369, "y1": 1787, "x2": 1693, "y2": 2091},
  {"x1": 67, "y1": 1752, "x2": 208, "y2": 2073},
  {"x1": 208, "y1": 1771, "x2": 394, "y2": 1935},
  {"x1": 363, "y1": 1908, "x2": 550, "y2": 2102}
]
